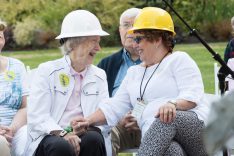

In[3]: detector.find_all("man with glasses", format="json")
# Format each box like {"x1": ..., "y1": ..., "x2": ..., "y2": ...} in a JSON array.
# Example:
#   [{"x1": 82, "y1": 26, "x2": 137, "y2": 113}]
[{"x1": 98, "y1": 8, "x2": 141, "y2": 156}]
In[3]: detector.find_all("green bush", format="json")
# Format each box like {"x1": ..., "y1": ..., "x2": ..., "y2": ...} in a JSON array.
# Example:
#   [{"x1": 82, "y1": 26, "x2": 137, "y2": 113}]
[
  {"x1": 13, "y1": 18, "x2": 43, "y2": 47},
  {"x1": 2, "y1": 0, "x2": 234, "y2": 48},
  {"x1": 202, "y1": 19, "x2": 232, "y2": 41},
  {"x1": 172, "y1": 0, "x2": 234, "y2": 41},
  {"x1": 35, "y1": 0, "x2": 132, "y2": 47}
]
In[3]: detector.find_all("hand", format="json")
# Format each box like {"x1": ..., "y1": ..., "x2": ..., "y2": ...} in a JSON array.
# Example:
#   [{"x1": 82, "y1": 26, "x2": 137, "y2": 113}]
[
  {"x1": 120, "y1": 112, "x2": 140, "y2": 131},
  {"x1": 70, "y1": 117, "x2": 89, "y2": 136},
  {"x1": 156, "y1": 103, "x2": 176, "y2": 123},
  {"x1": 0, "y1": 125, "x2": 15, "y2": 143},
  {"x1": 63, "y1": 133, "x2": 81, "y2": 156}
]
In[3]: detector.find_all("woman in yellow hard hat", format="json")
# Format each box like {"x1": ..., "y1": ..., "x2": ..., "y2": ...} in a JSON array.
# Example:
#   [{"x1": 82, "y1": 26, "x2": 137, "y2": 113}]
[
  {"x1": 75, "y1": 7, "x2": 209, "y2": 156},
  {"x1": 128, "y1": 7, "x2": 208, "y2": 155}
]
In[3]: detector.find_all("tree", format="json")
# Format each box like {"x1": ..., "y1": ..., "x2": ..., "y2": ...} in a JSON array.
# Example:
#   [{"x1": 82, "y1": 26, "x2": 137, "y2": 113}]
[
  {"x1": 1, "y1": 0, "x2": 234, "y2": 48},
  {"x1": 171, "y1": 0, "x2": 234, "y2": 41},
  {"x1": 0, "y1": 0, "x2": 134, "y2": 48}
]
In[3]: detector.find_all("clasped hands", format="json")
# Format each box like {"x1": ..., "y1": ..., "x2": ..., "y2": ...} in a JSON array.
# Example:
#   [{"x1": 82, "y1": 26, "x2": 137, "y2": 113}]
[
  {"x1": 0, "y1": 125, "x2": 15, "y2": 145},
  {"x1": 62, "y1": 117, "x2": 89, "y2": 156},
  {"x1": 70, "y1": 117, "x2": 90, "y2": 136}
]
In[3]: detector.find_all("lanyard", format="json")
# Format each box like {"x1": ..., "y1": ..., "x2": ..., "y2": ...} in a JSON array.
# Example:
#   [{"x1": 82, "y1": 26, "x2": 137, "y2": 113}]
[{"x1": 139, "y1": 53, "x2": 168, "y2": 101}]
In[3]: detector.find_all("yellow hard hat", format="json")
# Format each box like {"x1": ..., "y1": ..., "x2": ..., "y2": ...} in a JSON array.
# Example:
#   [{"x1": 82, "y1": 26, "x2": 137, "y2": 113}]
[{"x1": 128, "y1": 7, "x2": 176, "y2": 36}]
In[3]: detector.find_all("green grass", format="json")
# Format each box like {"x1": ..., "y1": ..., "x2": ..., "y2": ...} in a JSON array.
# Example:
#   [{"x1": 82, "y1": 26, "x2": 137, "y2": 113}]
[
  {"x1": 174, "y1": 42, "x2": 225, "y2": 94},
  {"x1": 3, "y1": 47, "x2": 119, "y2": 68},
  {"x1": 2, "y1": 42, "x2": 226, "y2": 94}
]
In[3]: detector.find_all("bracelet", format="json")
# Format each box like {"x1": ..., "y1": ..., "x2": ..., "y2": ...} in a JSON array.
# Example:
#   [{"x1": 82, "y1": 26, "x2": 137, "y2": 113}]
[
  {"x1": 50, "y1": 126, "x2": 73, "y2": 137},
  {"x1": 168, "y1": 100, "x2": 177, "y2": 109},
  {"x1": 64, "y1": 126, "x2": 73, "y2": 133}
]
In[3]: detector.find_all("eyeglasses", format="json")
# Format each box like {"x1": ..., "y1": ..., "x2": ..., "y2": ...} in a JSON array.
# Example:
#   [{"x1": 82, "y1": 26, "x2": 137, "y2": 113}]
[
  {"x1": 132, "y1": 36, "x2": 147, "y2": 44},
  {"x1": 120, "y1": 23, "x2": 133, "y2": 29}
]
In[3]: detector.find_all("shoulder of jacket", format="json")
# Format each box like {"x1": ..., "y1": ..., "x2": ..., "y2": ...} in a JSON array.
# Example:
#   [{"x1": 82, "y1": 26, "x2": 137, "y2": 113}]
[
  {"x1": 37, "y1": 58, "x2": 65, "y2": 75},
  {"x1": 89, "y1": 65, "x2": 107, "y2": 81},
  {"x1": 230, "y1": 38, "x2": 234, "y2": 45},
  {"x1": 171, "y1": 51, "x2": 191, "y2": 59}
]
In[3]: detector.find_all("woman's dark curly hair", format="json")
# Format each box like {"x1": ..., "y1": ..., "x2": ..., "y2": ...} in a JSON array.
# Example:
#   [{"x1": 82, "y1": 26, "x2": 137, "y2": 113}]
[{"x1": 134, "y1": 29, "x2": 175, "y2": 53}]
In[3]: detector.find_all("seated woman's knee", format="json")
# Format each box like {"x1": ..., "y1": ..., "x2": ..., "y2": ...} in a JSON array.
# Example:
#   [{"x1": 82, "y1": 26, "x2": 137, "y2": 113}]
[
  {"x1": 52, "y1": 137, "x2": 73, "y2": 152},
  {"x1": 0, "y1": 135, "x2": 11, "y2": 156},
  {"x1": 42, "y1": 135, "x2": 74, "y2": 154},
  {"x1": 79, "y1": 131, "x2": 106, "y2": 155},
  {"x1": 81, "y1": 131, "x2": 104, "y2": 145},
  {"x1": 165, "y1": 141, "x2": 186, "y2": 156}
]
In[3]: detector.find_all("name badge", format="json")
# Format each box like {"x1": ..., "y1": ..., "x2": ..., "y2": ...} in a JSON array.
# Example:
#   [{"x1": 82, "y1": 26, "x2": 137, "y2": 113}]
[
  {"x1": 59, "y1": 73, "x2": 70, "y2": 87},
  {"x1": 4, "y1": 71, "x2": 15, "y2": 81},
  {"x1": 132, "y1": 99, "x2": 147, "y2": 119}
]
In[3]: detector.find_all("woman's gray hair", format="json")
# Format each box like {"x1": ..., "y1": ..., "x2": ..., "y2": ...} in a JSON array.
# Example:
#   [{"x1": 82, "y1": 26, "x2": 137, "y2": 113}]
[
  {"x1": 119, "y1": 8, "x2": 141, "y2": 25},
  {"x1": 60, "y1": 37, "x2": 88, "y2": 55}
]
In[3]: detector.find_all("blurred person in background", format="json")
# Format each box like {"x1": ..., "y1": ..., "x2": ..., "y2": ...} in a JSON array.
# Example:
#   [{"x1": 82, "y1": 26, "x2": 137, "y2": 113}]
[
  {"x1": 224, "y1": 16, "x2": 234, "y2": 63},
  {"x1": 97, "y1": 8, "x2": 141, "y2": 156}
]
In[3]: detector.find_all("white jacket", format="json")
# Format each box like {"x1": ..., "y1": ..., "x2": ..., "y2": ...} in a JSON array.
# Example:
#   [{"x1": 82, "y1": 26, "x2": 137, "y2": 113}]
[
  {"x1": 24, "y1": 56, "x2": 111, "y2": 156},
  {"x1": 100, "y1": 52, "x2": 209, "y2": 136}
]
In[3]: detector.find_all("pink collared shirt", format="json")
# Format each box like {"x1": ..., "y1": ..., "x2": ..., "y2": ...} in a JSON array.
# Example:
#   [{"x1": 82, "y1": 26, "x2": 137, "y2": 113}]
[{"x1": 58, "y1": 67, "x2": 87, "y2": 128}]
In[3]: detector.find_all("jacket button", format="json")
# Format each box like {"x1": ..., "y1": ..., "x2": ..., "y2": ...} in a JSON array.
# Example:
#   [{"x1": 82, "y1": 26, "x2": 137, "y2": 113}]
[
  {"x1": 85, "y1": 92, "x2": 88, "y2": 94},
  {"x1": 96, "y1": 91, "x2": 99, "y2": 94}
]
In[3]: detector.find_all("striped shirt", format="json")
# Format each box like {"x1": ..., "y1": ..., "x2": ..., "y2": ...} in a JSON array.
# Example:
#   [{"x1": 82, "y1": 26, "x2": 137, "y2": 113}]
[{"x1": 0, "y1": 57, "x2": 28, "y2": 126}]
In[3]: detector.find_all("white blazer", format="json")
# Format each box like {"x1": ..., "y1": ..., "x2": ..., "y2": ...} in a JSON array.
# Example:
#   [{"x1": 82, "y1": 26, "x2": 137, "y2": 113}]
[{"x1": 24, "y1": 56, "x2": 111, "y2": 156}]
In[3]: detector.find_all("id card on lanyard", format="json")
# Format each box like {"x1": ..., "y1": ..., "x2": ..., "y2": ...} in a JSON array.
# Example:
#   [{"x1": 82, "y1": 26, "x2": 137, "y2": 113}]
[
  {"x1": 132, "y1": 54, "x2": 167, "y2": 120},
  {"x1": 132, "y1": 99, "x2": 147, "y2": 119}
]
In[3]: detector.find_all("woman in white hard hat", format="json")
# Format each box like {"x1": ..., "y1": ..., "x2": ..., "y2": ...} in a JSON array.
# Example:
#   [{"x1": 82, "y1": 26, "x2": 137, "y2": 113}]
[
  {"x1": 77, "y1": 7, "x2": 209, "y2": 156},
  {"x1": 0, "y1": 20, "x2": 28, "y2": 156},
  {"x1": 25, "y1": 10, "x2": 110, "y2": 156}
]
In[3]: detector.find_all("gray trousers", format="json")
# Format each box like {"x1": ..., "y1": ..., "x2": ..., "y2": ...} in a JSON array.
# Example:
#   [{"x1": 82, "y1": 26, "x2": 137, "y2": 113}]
[{"x1": 138, "y1": 111, "x2": 208, "y2": 156}]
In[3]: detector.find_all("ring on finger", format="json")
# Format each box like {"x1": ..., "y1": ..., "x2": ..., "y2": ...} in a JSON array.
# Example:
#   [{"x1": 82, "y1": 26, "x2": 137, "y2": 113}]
[{"x1": 77, "y1": 122, "x2": 80, "y2": 128}]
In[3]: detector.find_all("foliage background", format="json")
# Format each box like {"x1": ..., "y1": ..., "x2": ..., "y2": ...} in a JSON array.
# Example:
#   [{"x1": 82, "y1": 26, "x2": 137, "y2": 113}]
[
  {"x1": 1, "y1": 0, "x2": 234, "y2": 49},
  {"x1": 2, "y1": 42, "x2": 226, "y2": 94}
]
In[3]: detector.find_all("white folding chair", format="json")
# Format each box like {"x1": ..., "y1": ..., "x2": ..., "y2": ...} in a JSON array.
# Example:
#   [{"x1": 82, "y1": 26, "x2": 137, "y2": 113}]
[
  {"x1": 227, "y1": 58, "x2": 234, "y2": 91},
  {"x1": 214, "y1": 63, "x2": 220, "y2": 96},
  {"x1": 25, "y1": 65, "x2": 37, "y2": 91}
]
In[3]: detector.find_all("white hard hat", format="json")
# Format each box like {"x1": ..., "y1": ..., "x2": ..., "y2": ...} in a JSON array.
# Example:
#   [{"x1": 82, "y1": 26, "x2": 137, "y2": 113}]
[{"x1": 56, "y1": 10, "x2": 109, "y2": 39}]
